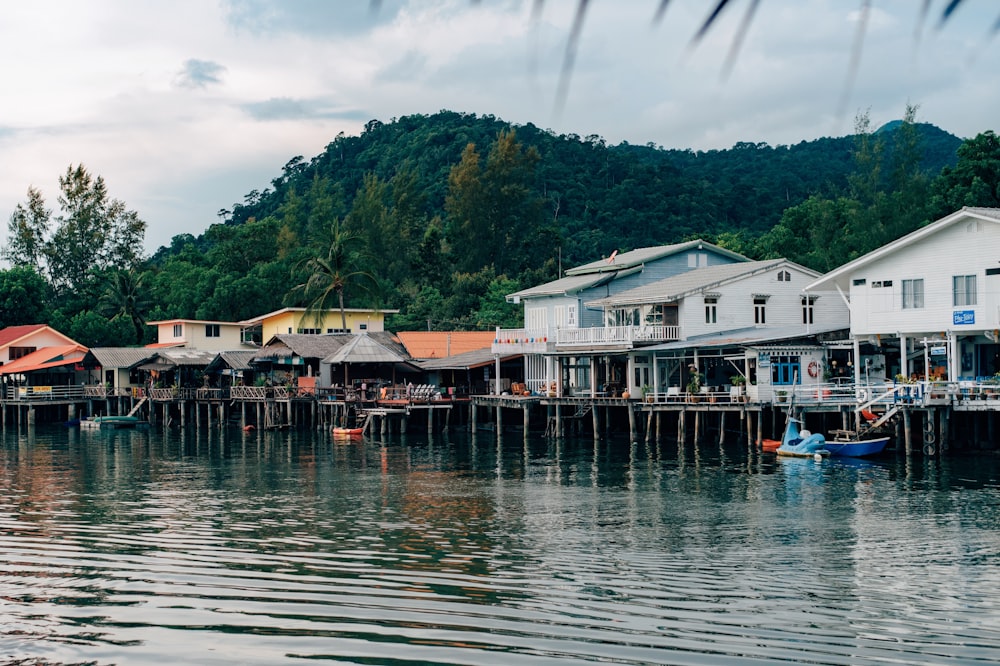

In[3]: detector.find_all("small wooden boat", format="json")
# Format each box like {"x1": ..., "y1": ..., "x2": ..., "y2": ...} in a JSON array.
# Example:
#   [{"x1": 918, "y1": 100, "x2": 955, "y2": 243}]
[{"x1": 332, "y1": 427, "x2": 364, "y2": 438}]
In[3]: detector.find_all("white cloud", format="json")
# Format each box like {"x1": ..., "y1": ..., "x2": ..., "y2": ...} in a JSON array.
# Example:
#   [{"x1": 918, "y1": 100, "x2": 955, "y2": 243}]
[{"x1": 0, "y1": 0, "x2": 997, "y2": 257}]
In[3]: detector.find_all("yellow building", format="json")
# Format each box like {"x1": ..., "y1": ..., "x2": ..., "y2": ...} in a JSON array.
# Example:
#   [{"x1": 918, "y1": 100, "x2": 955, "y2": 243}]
[{"x1": 239, "y1": 307, "x2": 398, "y2": 345}]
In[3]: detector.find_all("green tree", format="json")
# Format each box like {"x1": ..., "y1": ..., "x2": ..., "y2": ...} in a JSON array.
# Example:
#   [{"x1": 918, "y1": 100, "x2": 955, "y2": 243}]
[
  {"x1": 44, "y1": 164, "x2": 147, "y2": 300},
  {"x1": 930, "y1": 130, "x2": 1000, "y2": 215},
  {"x1": 4, "y1": 186, "x2": 50, "y2": 268},
  {"x1": 0, "y1": 266, "x2": 51, "y2": 327},
  {"x1": 445, "y1": 130, "x2": 547, "y2": 277},
  {"x1": 290, "y1": 219, "x2": 379, "y2": 331},
  {"x1": 475, "y1": 276, "x2": 522, "y2": 329},
  {"x1": 98, "y1": 268, "x2": 150, "y2": 345}
]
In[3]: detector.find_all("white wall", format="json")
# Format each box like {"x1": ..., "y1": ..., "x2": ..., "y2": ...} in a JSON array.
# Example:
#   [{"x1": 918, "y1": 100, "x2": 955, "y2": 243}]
[
  {"x1": 679, "y1": 266, "x2": 849, "y2": 338},
  {"x1": 848, "y1": 220, "x2": 1000, "y2": 336}
]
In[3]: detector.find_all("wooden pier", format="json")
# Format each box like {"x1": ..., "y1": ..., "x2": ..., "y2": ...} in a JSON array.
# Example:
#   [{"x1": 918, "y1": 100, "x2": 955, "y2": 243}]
[{"x1": 2, "y1": 381, "x2": 998, "y2": 456}]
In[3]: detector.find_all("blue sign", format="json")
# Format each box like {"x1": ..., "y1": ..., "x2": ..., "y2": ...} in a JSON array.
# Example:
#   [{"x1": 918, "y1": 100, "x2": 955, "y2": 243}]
[{"x1": 953, "y1": 310, "x2": 975, "y2": 325}]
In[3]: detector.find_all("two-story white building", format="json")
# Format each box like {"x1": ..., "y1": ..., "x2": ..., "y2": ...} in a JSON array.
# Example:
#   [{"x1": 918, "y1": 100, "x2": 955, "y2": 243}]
[
  {"x1": 147, "y1": 318, "x2": 251, "y2": 352},
  {"x1": 805, "y1": 207, "x2": 1000, "y2": 384},
  {"x1": 495, "y1": 240, "x2": 751, "y2": 394},
  {"x1": 587, "y1": 259, "x2": 851, "y2": 401}
]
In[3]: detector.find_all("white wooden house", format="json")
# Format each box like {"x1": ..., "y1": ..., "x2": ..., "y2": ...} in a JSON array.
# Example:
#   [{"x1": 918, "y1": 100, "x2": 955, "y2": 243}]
[
  {"x1": 804, "y1": 207, "x2": 1000, "y2": 384},
  {"x1": 587, "y1": 259, "x2": 850, "y2": 401},
  {"x1": 494, "y1": 240, "x2": 750, "y2": 393}
]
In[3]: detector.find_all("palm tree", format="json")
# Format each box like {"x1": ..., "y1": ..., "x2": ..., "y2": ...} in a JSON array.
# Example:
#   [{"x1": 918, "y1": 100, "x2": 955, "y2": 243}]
[
  {"x1": 292, "y1": 219, "x2": 380, "y2": 332},
  {"x1": 98, "y1": 267, "x2": 149, "y2": 344}
]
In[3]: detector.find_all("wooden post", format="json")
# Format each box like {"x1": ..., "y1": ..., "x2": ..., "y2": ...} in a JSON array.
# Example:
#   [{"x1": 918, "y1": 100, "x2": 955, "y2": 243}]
[
  {"x1": 903, "y1": 408, "x2": 912, "y2": 454},
  {"x1": 718, "y1": 411, "x2": 726, "y2": 444},
  {"x1": 627, "y1": 403, "x2": 636, "y2": 441},
  {"x1": 645, "y1": 410, "x2": 653, "y2": 443},
  {"x1": 523, "y1": 404, "x2": 530, "y2": 435},
  {"x1": 592, "y1": 403, "x2": 599, "y2": 439}
]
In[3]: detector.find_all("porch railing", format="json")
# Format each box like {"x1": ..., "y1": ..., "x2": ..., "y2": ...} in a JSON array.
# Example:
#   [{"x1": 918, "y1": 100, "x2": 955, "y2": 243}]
[{"x1": 556, "y1": 325, "x2": 681, "y2": 347}]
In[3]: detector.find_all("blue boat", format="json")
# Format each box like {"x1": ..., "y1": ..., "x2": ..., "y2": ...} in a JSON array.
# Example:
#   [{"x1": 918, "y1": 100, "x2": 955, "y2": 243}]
[
  {"x1": 823, "y1": 436, "x2": 890, "y2": 458},
  {"x1": 776, "y1": 417, "x2": 829, "y2": 458}
]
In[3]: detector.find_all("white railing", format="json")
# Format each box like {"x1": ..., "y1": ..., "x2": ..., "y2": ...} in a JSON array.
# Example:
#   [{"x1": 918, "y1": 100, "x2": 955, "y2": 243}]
[
  {"x1": 556, "y1": 325, "x2": 681, "y2": 347},
  {"x1": 3, "y1": 385, "x2": 86, "y2": 401}
]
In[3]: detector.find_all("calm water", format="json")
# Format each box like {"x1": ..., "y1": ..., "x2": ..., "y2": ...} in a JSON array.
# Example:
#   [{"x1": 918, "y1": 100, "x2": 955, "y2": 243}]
[{"x1": 1, "y1": 425, "x2": 999, "y2": 665}]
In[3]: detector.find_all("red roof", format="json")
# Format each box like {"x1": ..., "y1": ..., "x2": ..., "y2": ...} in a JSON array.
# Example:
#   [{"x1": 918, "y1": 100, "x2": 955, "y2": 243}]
[
  {"x1": 0, "y1": 324, "x2": 47, "y2": 347},
  {"x1": 0, "y1": 344, "x2": 88, "y2": 375},
  {"x1": 395, "y1": 331, "x2": 496, "y2": 359}
]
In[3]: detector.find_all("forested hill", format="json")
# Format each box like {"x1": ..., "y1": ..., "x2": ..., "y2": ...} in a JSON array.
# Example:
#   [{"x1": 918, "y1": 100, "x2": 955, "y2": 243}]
[
  {"x1": 189, "y1": 111, "x2": 961, "y2": 267},
  {"x1": 131, "y1": 109, "x2": 979, "y2": 334}
]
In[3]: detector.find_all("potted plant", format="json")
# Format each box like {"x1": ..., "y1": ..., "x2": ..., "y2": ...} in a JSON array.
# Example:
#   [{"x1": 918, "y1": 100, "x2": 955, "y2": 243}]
[
  {"x1": 686, "y1": 372, "x2": 704, "y2": 402},
  {"x1": 730, "y1": 375, "x2": 747, "y2": 402},
  {"x1": 774, "y1": 389, "x2": 788, "y2": 403},
  {"x1": 641, "y1": 385, "x2": 654, "y2": 403}
]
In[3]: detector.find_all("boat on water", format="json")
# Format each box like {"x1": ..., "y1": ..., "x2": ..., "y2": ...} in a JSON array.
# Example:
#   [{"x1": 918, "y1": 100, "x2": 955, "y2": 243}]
[
  {"x1": 776, "y1": 418, "x2": 829, "y2": 458},
  {"x1": 823, "y1": 435, "x2": 890, "y2": 458},
  {"x1": 80, "y1": 415, "x2": 145, "y2": 429},
  {"x1": 332, "y1": 427, "x2": 364, "y2": 438}
]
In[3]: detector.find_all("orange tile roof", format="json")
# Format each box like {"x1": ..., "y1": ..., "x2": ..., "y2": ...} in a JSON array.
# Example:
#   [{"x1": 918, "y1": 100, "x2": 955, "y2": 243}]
[
  {"x1": 0, "y1": 344, "x2": 87, "y2": 375},
  {"x1": 0, "y1": 324, "x2": 47, "y2": 347},
  {"x1": 395, "y1": 331, "x2": 496, "y2": 359}
]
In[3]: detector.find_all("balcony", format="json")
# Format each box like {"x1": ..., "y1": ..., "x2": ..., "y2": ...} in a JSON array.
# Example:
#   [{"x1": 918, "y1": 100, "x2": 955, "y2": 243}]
[{"x1": 491, "y1": 325, "x2": 681, "y2": 354}]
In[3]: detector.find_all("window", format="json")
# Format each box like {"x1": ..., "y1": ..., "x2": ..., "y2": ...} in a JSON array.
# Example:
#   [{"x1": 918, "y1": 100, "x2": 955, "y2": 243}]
[
  {"x1": 9, "y1": 346, "x2": 35, "y2": 360},
  {"x1": 953, "y1": 275, "x2": 977, "y2": 306},
  {"x1": 853, "y1": 278, "x2": 867, "y2": 286},
  {"x1": 771, "y1": 355, "x2": 802, "y2": 385},
  {"x1": 777, "y1": 270, "x2": 791, "y2": 282},
  {"x1": 359, "y1": 323, "x2": 367, "y2": 330},
  {"x1": 801, "y1": 296, "x2": 816, "y2": 324},
  {"x1": 205, "y1": 324, "x2": 220, "y2": 338},
  {"x1": 704, "y1": 297, "x2": 717, "y2": 324},
  {"x1": 902, "y1": 279, "x2": 924, "y2": 309},
  {"x1": 173, "y1": 324, "x2": 183, "y2": 337},
  {"x1": 688, "y1": 252, "x2": 708, "y2": 268},
  {"x1": 754, "y1": 297, "x2": 767, "y2": 324},
  {"x1": 297, "y1": 328, "x2": 321, "y2": 334}
]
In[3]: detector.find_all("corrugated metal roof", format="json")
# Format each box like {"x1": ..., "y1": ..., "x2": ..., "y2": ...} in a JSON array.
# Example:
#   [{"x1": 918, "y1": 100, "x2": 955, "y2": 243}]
[
  {"x1": 254, "y1": 332, "x2": 407, "y2": 361},
  {"x1": 206, "y1": 350, "x2": 259, "y2": 372},
  {"x1": 323, "y1": 334, "x2": 413, "y2": 364},
  {"x1": 85, "y1": 347, "x2": 158, "y2": 369},
  {"x1": 586, "y1": 259, "x2": 808, "y2": 307},
  {"x1": 419, "y1": 348, "x2": 521, "y2": 371},
  {"x1": 565, "y1": 240, "x2": 749, "y2": 276},
  {"x1": 158, "y1": 348, "x2": 218, "y2": 366},
  {"x1": 508, "y1": 272, "x2": 616, "y2": 299}
]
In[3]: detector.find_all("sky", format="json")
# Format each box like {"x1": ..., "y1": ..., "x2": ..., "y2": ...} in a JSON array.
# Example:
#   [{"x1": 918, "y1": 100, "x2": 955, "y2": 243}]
[{"x1": 1, "y1": 0, "x2": 998, "y2": 256}]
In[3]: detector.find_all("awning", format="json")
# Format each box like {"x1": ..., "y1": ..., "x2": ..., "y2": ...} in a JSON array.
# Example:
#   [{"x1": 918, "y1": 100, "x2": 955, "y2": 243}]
[{"x1": 138, "y1": 361, "x2": 177, "y2": 371}]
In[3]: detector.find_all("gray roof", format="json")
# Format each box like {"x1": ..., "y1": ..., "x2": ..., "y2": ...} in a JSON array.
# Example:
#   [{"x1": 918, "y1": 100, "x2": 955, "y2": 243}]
[
  {"x1": 586, "y1": 259, "x2": 815, "y2": 307},
  {"x1": 565, "y1": 239, "x2": 748, "y2": 276},
  {"x1": 255, "y1": 332, "x2": 407, "y2": 362},
  {"x1": 508, "y1": 272, "x2": 617, "y2": 299},
  {"x1": 640, "y1": 324, "x2": 848, "y2": 352},
  {"x1": 84, "y1": 347, "x2": 157, "y2": 369},
  {"x1": 205, "y1": 350, "x2": 259, "y2": 372},
  {"x1": 158, "y1": 348, "x2": 219, "y2": 366},
  {"x1": 323, "y1": 333, "x2": 413, "y2": 365},
  {"x1": 419, "y1": 348, "x2": 520, "y2": 371}
]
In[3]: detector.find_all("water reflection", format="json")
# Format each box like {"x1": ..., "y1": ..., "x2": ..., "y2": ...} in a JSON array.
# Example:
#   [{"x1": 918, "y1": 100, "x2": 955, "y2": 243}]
[{"x1": 1, "y1": 425, "x2": 999, "y2": 664}]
